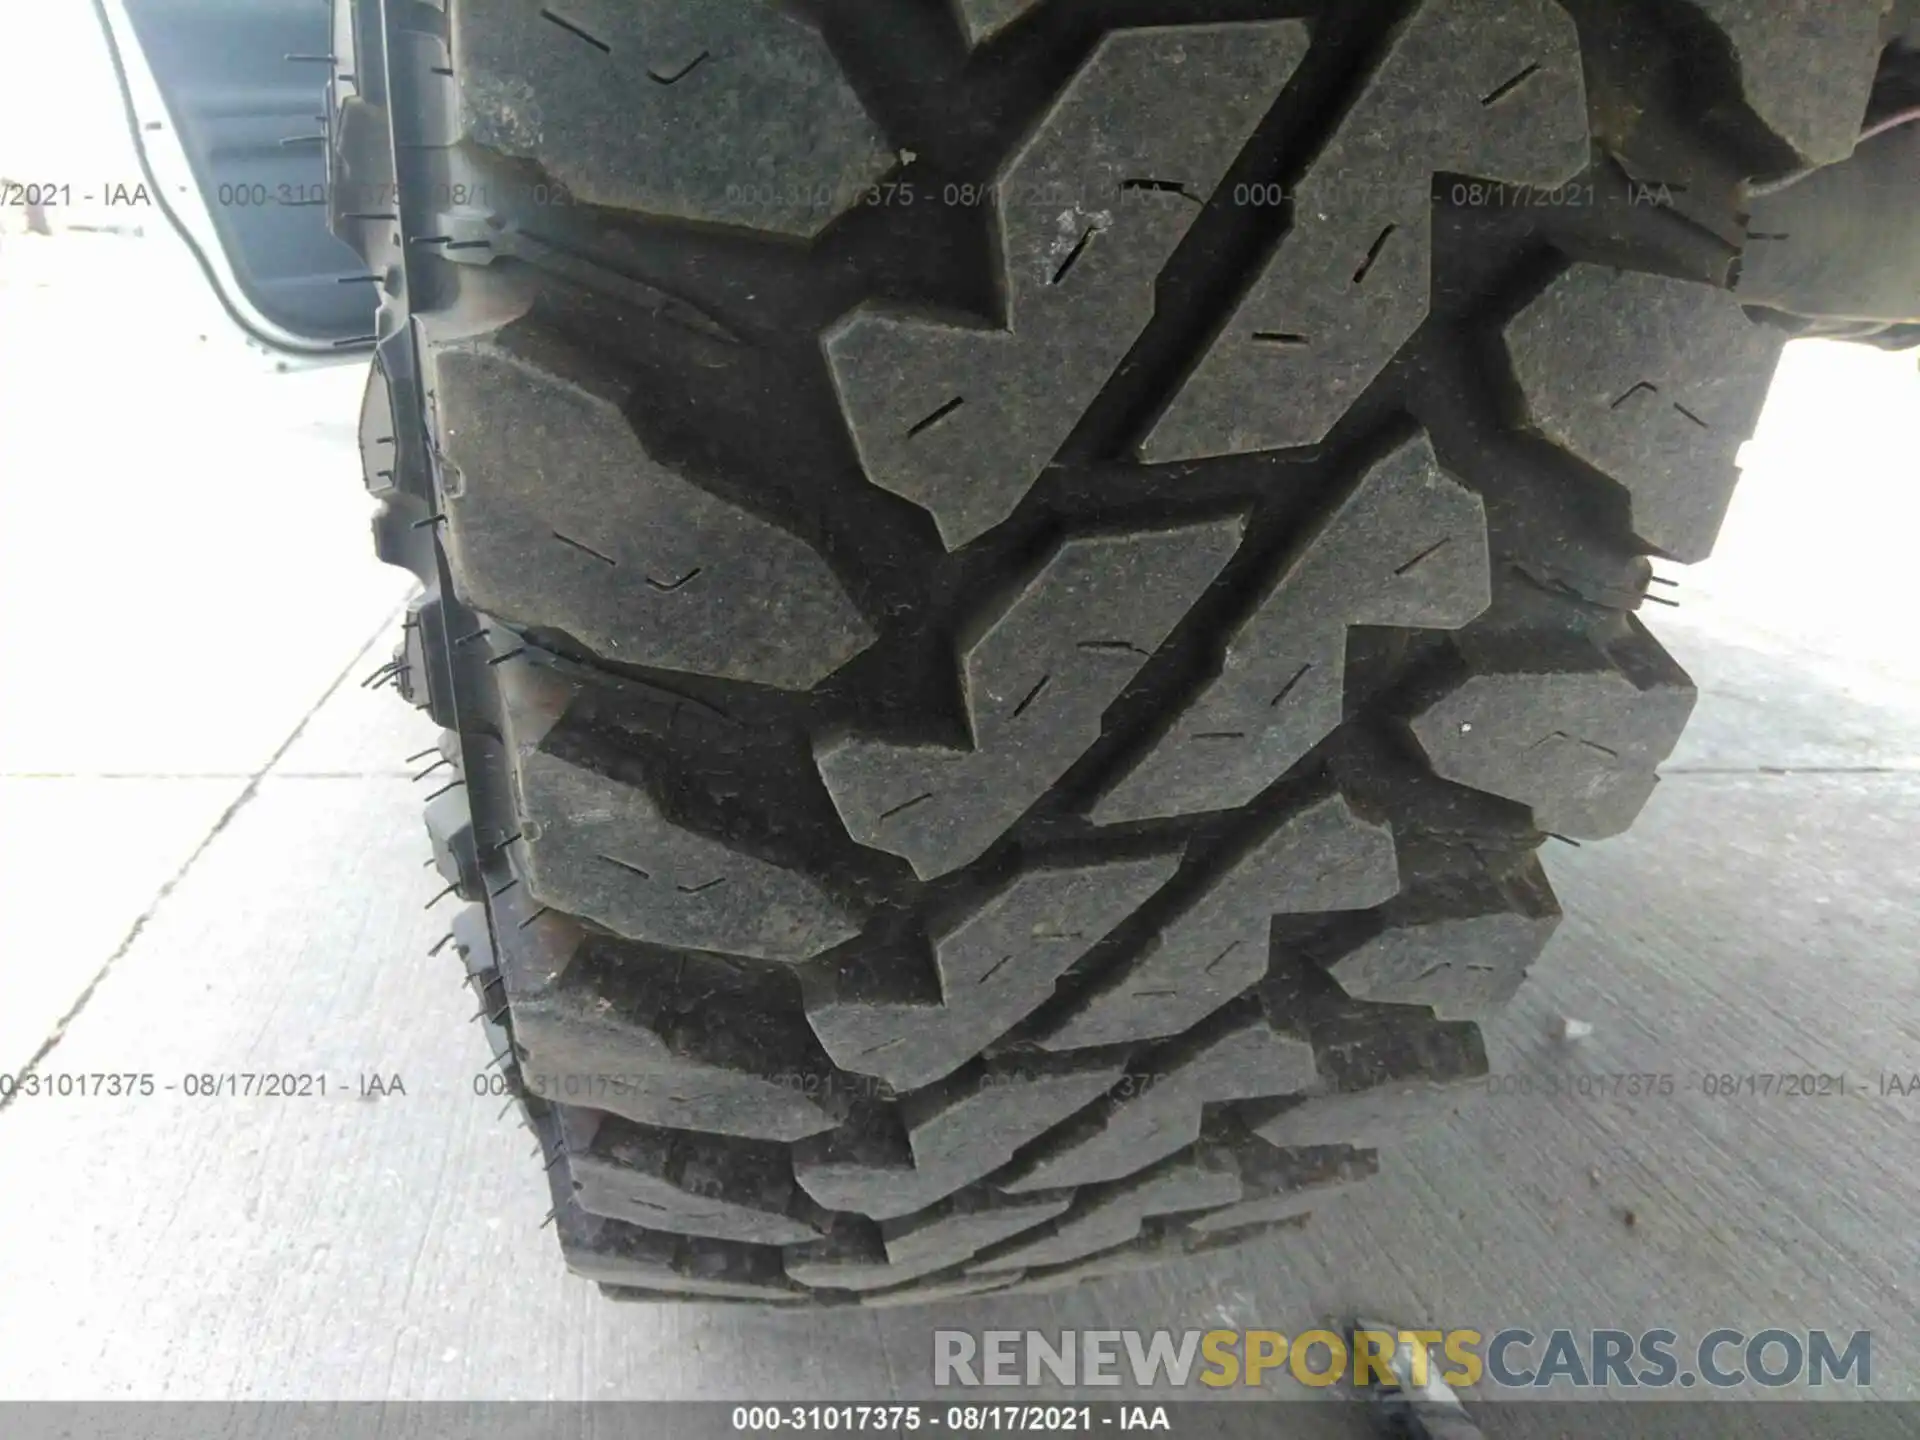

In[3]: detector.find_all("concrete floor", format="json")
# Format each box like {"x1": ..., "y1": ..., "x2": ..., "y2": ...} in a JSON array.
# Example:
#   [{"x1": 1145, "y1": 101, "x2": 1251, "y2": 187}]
[{"x1": 3, "y1": 19, "x2": 1919, "y2": 1413}]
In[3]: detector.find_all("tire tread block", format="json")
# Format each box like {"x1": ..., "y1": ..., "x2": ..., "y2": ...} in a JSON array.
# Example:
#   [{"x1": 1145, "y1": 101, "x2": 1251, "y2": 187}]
[
  {"x1": 1043, "y1": 792, "x2": 1399, "y2": 1050},
  {"x1": 1322, "y1": 852, "x2": 1561, "y2": 1018},
  {"x1": 454, "y1": 0, "x2": 892, "y2": 237},
  {"x1": 560, "y1": 1108, "x2": 823, "y2": 1245},
  {"x1": 580, "y1": 1261, "x2": 807, "y2": 1302},
  {"x1": 1410, "y1": 626, "x2": 1697, "y2": 839},
  {"x1": 818, "y1": 519, "x2": 1244, "y2": 878},
  {"x1": 786, "y1": 1192, "x2": 1069, "y2": 1291},
  {"x1": 805, "y1": 855, "x2": 1178, "y2": 1090},
  {"x1": 499, "y1": 662, "x2": 863, "y2": 963},
  {"x1": 560, "y1": 1211, "x2": 806, "y2": 1301},
  {"x1": 826, "y1": 23, "x2": 1310, "y2": 547},
  {"x1": 1682, "y1": 0, "x2": 1889, "y2": 166},
  {"x1": 425, "y1": 771, "x2": 482, "y2": 901},
  {"x1": 1004, "y1": 1006, "x2": 1317, "y2": 1191},
  {"x1": 1094, "y1": 434, "x2": 1489, "y2": 824},
  {"x1": 793, "y1": 1056, "x2": 1126, "y2": 1220},
  {"x1": 433, "y1": 328, "x2": 874, "y2": 689},
  {"x1": 490, "y1": 884, "x2": 842, "y2": 1142},
  {"x1": 1143, "y1": 0, "x2": 1589, "y2": 460},
  {"x1": 1502, "y1": 264, "x2": 1787, "y2": 564},
  {"x1": 1249, "y1": 995, "x2": 1488, "y2": 1149},
  {"x1": 972, "y1": 1146, "x2": 1242, "y2": 1273},
  {"x1": 514, "y1": 746, "x2": 863, "y2": 962},
  {"x1": 450, "y1": 905, "x2": 516, "y2": 1073}
]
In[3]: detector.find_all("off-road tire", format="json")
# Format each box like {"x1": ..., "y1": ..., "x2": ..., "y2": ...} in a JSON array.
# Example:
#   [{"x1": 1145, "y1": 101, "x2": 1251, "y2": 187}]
[{"x1": 329, "y1": 0, "x2": 1903, "y2": 1305}]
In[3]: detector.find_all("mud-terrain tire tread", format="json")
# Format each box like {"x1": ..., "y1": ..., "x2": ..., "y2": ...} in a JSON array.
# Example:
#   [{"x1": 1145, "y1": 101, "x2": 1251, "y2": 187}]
[{"x1": 334, "y1": 0, "x2": 1891, "y2": 1304}]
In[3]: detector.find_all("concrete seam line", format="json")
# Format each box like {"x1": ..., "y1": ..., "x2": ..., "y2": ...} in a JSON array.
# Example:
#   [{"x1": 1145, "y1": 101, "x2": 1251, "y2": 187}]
[{"x1": 0, "y1": 604, "x2": 408, "y2": 1116}]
